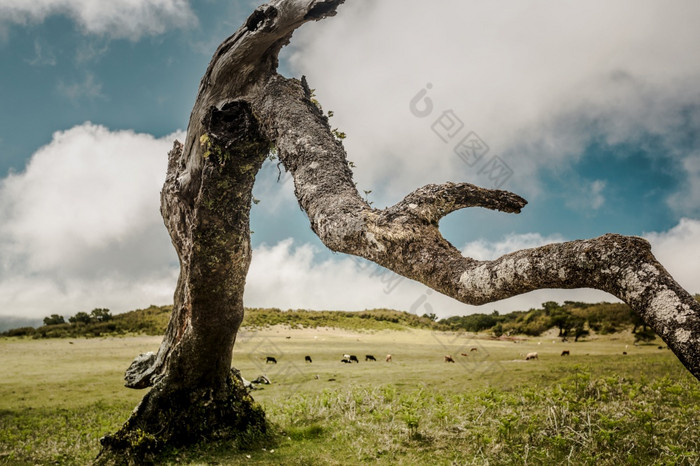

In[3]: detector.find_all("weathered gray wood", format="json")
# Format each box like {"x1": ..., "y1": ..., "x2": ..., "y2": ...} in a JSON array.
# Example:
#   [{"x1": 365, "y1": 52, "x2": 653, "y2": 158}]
[
  {"x1": 102, "y1": 0, "x2": 699, "y2": 459},
  {"x1": 253, "y1": 75, "x2": 700, "y2": 378},
  {"x1": 123, "y1": 0, "x2": 347, "y2": 392},
  {"x1": 99, "y1": 2, "x2": 348, "y2": 460}
]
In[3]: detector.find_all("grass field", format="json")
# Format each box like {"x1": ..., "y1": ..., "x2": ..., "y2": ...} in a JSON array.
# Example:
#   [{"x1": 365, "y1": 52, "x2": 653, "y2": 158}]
[{"x1": 1, "y1": 328, "x2": 699, "y2": 465}]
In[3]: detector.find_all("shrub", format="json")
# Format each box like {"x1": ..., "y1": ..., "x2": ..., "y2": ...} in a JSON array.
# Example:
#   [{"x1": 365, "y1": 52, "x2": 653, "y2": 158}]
[
  {"x1": 634, "y1": 328, "x2": 656, "y2": 344},
  {"x1": 2, "y1": 326, "x2": 36, "y2": 337},
  {"x1": 69, "y1": 312, "x2": 91, "y2": 325},
  {"x1": 90, "y1": 308, "x2": 112, "y2": 322},
  {"x1": 43, "y1": 314, "x2": 65, "y2": 326}
]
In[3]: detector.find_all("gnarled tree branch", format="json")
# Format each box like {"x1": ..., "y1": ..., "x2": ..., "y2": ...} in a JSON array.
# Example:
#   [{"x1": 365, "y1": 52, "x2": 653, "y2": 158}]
[
  {"x1": 112, "y1": 1, "x2": 699, "y2": 457},
  {"x1": 130, "y1": 0, "x2": 699, "y2": 389},
  {"x1": 253, "y1": 72, "x2": 700, "y2": 379}
]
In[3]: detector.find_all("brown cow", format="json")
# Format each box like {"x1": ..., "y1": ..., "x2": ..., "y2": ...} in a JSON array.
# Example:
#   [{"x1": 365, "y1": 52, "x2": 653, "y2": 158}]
[
  {"x1": 444, "y1": 355, "x2": 455, "y2": 363},
  {"x1": 470, "y1": 347, "x2": 478, "y2": 352}
]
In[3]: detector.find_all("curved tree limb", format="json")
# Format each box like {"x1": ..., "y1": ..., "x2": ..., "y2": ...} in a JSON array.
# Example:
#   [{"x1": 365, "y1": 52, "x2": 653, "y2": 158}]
[
  {"x1": 123, "y1": 0, "x2": 347, "y2": 390},
  {"x1": 252, "y1": 66, "x2": 700, "y2": 378},
  {"x1": 105, "y1": 0, "x2": 700, "y2": 459},
  {"x1": 123, "y1": 0, "x2": 699, "y2": 415},
  {"x1": 128, "y1": 0, "x2": 699, "y2": 388}
]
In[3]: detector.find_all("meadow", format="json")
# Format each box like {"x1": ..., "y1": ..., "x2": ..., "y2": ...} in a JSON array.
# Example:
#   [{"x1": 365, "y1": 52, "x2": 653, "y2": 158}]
[{"x1": 1, "y1": 327, "x2": 698, "y2": 465}]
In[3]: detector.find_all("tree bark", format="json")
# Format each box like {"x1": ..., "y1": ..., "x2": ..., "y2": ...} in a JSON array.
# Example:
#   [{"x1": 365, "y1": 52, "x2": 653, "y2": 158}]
[
  {"x1": 100, "y1": 0, "x2": 700, "y2": 460},
  {"x1": 254, "y1": 75, "x2": 700, "y2": 377}
]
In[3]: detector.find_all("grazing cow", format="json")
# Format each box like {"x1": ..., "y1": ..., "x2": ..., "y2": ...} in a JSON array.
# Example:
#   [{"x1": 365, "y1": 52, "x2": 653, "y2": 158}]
[
  {"x1": 365, "y1": 354, "x2": 376, "y2": 361},
  {"x1": 305, "y1": 355, "x2": 312, "y2": 363},
  {"x1": 444, "y1": 355, "x2": 455, "y2": 363},
  {"x1": 561, "y1": 350, "x2": 570, "y2": 356},
  {"x1": 470, "y1": 347, "x2": 478, "y2": 352},
  {"x1": 341, "y1": 358, "x2": 351, "y2": 363},
  {"x1": 349, "y1": 355, "x2": 359, "y2": 363},
  {"x1": 386, "y1": 354, "x2": 392, "y2": 362},
  {"x1": 460, "y1": 353, "x2": 469, "y2": 357},
  {"x1": 525, "y1": 352, "x2": 538, "y2": 360},
  {"x1": 266, "y1": 356, "x2": 277, "y2": 364}
]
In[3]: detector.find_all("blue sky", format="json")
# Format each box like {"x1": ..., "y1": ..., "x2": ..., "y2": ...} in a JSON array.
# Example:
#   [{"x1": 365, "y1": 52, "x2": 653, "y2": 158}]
[{"x1": 1, "y1": 0, "x2": 699, "y2": 320}]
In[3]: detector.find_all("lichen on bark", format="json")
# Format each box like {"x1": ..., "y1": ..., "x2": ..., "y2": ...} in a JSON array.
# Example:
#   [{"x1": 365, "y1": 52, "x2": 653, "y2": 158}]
[{"x1": 102, "y1": 0, "x2": 700, "y2": 461}]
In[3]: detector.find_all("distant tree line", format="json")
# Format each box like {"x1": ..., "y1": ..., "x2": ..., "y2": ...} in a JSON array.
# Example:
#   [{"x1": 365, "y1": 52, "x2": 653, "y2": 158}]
[
  {"x1": 240, "y1": 307, "x2": 441, "y2": 331},
  {"x1": 5, "y1": 297, "x2": 698, "y2": 340},
  {"x1": 438, "y1": 299, "x2": 677, "y2": 343},
  {"x1": 42, "y1": 308, "x2": 113, "y2": 327},
  {"x1": 2, "y1": 306, "x2": 171, "y2": 339},
  {"x1": 1, "y1": 306, "x2": 440, "y2": 339}
]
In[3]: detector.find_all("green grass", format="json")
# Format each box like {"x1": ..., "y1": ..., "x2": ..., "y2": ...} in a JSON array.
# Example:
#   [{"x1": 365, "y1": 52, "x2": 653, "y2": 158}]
[{"x1": 1, "y1": 329, "x2": 698, "y2": 465}]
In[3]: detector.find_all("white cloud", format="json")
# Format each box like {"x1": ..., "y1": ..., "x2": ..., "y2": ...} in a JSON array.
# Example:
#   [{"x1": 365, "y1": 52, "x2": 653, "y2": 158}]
[
  {"x1": 645, "y1": 218, "x2": 700, "y2": 294},
  {"x1": 287, "y1": 0, "x2": 700, "y2": 205},
  {"x1": 0, "y1": 272, "x2": 178, "y2": 321},
  {"x1": 244, "y1": 238, "x2": 482, "y2": 317},
  {"x1": 0, "y1": 123, "x2": 183, "y2": 318},
  {"x1": 669, "y1": 153, "x2": 700, "y2": 215},
  {"x1": 0, "y1": 0, "x2": 196, "y2": 39},
  {"x1": 565, "y1": 179, "x2": 606, "y2": 212},
  {"x1": 252, "y1": 157, "x2": 297, "y2": 215},
  {"x1": 588, "y1": 181, "x2": 606, "y2": 210},
  {"x1": 461, "y1": 232, "x2": 566, "y2": 261}
]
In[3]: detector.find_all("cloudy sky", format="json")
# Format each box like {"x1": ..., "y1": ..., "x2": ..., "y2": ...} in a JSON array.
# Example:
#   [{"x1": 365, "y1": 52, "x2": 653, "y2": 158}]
[{"x1": 1, "y1": 0, "x2": 699, "y2": 322}]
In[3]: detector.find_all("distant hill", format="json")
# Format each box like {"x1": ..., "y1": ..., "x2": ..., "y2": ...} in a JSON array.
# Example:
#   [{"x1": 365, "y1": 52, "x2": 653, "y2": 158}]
[
  {"x1": 4, "y1": 295, "x2": 698, "y2": 340},
  {"x1": 241, "y1": 307, "x2": 442, "y2": 331},
  {"x1": 0, "y1": 305, "x2": 442, "y2": 339},
  {"x1": 441, "y1": 301, "x2": 635, "y2": 339},
  {"x1": 0, "y1": 305, "x2": 174, "y2": 339},
  {"x1": 441, "y1": 295, "x2": 700, "y2": 341}
]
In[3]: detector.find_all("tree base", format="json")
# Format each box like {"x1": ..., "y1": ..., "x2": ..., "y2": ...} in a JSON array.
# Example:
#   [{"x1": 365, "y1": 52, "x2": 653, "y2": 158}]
[{"x1": 96, "y1": 370, "x2": 267, "y2": 465}]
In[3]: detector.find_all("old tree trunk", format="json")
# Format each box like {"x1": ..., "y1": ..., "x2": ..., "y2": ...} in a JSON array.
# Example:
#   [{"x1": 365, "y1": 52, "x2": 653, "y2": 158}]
[{"x1": 99, "y1": 0, "x2": 700, "y2": 460}]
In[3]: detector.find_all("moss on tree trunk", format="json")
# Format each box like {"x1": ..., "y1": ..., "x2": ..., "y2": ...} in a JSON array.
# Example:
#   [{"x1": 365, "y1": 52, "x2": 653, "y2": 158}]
[{"x1": 100, "y1": 0, "x2": 700, "y2": 461}]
